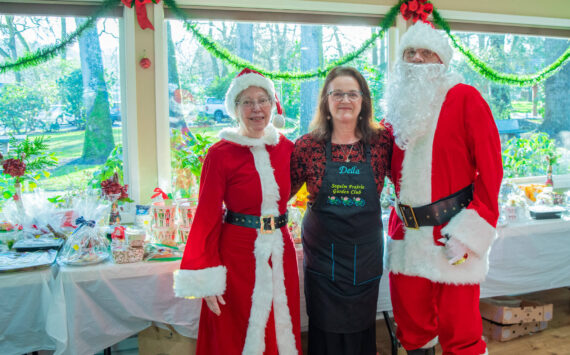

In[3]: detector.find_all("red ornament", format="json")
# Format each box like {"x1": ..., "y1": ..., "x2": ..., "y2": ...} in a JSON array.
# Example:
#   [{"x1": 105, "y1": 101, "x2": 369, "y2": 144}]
[{"x1": 140, "y1": 57, "x2": 151, "y2": 69}]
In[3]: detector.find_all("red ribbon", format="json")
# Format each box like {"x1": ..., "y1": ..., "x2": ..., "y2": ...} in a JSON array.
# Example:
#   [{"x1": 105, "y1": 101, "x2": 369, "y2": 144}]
[
  {"x1": 121, "y1": 0, "x2": 160, "y2": 31},
  {"x1": 112, "y1": 226, "x2": 126, "y2": 240},
  {"x1": 151, "y1": 187, "x2": 169, "y2": 200},
  {"x1": 400, "y1": 0, "x2": 434, "y2": 25}
]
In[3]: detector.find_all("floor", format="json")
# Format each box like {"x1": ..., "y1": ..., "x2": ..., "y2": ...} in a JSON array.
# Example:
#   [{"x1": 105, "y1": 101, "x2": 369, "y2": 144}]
[{"x1": 33, "y1": 287, "x2": 570, "y2": 355}]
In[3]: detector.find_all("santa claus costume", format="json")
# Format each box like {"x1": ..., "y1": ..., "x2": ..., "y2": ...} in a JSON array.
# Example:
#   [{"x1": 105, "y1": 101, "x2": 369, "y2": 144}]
[
  {"x1": 383, "y1": 23, "x2": 503, "y2": 355},
  {"x1": 173, "y1": 69, "x2": 301, "y2": 355}
]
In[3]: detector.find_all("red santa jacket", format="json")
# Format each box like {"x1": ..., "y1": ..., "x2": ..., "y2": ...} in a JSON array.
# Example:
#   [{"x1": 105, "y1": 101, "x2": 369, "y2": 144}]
[{"x1": 387, "y1": 83, "x2": 503, "y2": 284}]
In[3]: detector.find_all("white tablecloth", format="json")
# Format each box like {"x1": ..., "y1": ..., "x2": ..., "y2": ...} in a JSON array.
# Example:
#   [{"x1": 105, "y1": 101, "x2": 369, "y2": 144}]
[
  {"x1": 3, "y1": 218, "x2": 570, "y2": 354},
  {"x1": 45, "y1": 261, "x2": 201, "y2": 355},
  {"x1": 481, "y1": 218, "x2": 570, "y2": 297},
  {"x1": 0, "y1": 268, "x2": 55, "y2": 355}
]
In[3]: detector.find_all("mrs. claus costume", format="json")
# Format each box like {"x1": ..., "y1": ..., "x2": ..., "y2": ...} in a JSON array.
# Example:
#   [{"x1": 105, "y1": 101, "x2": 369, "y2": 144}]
[
  {"x1": 173, "y1": 69, "x2": 301, "y2": 355},
  {"x1": 383, "y1": 23, "x2": 503, "y2": 354}
]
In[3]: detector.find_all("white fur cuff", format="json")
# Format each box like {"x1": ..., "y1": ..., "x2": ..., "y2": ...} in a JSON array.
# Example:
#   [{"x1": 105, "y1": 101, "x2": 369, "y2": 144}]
[
  {"x1": 173, "y1": 266, "x2": 227, "y2": 298},
  {"x1": 441, "y1": 208, "x2": 496, "y2": 257}
]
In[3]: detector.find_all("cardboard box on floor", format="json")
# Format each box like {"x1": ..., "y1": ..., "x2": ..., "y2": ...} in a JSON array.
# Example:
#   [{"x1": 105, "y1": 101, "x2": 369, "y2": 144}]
[
  {"x1": 482, "y1": 319, "x2": 549, "y2": 342},
  {"x1": 138, "y1": 324, "x2": 196, "y2": 355},
  {"x1": 480, "y1": 297, "x2": 553, "y2": 324}
]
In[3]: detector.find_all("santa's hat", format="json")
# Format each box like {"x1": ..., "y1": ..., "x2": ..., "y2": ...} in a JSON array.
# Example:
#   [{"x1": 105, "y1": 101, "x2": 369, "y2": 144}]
[
  {"x1": 224, "y1": 68, "x2": 285, "y2": 128},
  {"x1": 397, "y1": 22, "x2": 453, "y2": 67}
]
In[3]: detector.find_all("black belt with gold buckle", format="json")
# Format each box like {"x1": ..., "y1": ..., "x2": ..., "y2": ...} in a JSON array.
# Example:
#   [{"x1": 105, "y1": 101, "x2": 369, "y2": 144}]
[
  {"x1": 224, "y1": 210, "x2": 288, "y2": 234},
  {"x1": 397, "y1": 184, "x2": 473, "y2": 230}
]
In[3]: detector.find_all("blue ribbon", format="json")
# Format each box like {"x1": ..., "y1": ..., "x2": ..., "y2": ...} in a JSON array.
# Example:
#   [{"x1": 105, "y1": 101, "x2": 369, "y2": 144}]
[{"x1": 75, "y1": 216, "x2": 96, "y2": 228}]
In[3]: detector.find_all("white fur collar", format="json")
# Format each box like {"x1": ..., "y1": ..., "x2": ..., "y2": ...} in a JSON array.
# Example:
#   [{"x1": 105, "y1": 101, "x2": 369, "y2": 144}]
[{"x1": 219, "y1": 125, "x2": 279, "y2": 147}]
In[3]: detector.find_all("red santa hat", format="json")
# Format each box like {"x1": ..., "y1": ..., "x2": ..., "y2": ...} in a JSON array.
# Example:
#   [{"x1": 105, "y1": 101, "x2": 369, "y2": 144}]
[
  {"x1": 224, "y1": 68, "x2": 285, "y2": 128},
  {"x1": 398, "y1": 22, "x2": 453, "y2": 67}
]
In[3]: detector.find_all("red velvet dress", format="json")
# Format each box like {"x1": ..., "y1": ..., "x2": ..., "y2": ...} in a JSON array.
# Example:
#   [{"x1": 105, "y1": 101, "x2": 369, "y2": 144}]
[{"x1": 174, "y1": 126, "x2": 302, "y2": 355}]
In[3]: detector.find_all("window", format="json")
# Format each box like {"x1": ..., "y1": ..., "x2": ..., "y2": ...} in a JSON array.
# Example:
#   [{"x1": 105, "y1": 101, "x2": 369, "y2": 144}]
[
  {"x1": 449, "y1": 30, "x2": 570, "y2": 180},
  {"x1": 0, "y1": 11, "x2": 125, "y2": 207},
  {"x1": 165, "y1": 17, "x2": 388, "y2": 199}
]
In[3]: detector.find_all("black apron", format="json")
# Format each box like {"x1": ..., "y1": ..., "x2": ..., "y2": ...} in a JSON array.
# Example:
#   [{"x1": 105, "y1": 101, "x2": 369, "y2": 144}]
[{"x1": 302, "y1": 141, "x2": 383, "y2": 333}]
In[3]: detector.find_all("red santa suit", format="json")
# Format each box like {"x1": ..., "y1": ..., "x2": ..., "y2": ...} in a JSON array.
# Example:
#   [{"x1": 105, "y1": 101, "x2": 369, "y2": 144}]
[
  {"x1": 173, "y1": 125, "x2": 301, "y2": 355},
  {"x1": 387, "y1": 83, "x2": 503, "y2": 354}
]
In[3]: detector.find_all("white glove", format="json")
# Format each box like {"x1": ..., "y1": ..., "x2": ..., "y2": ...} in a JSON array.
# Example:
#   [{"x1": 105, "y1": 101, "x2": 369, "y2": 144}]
[{"x1": 441, "y1": 237, "x2": 470, "y2": 266}]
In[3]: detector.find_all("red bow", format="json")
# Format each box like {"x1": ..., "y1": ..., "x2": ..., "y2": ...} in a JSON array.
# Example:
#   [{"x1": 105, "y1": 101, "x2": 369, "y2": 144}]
[
  {"x1": 121, "y1": 0, "x2": 161, "y2": 30},
  {"x1": 151, "y1": 187, "x2": 169, "y2": 200},
  {"x1": 112, "y1": 226, "x2": 126, "y2": 240},
  {"x1": 400, "y1": 0, "x2": 434, "y2": 25}
]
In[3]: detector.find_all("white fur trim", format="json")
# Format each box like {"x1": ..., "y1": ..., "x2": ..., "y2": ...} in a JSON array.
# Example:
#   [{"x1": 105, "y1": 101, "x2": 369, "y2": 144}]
[
  {"x1": 441, "y1": 208, "x2": 497, "y2": 257},
  {"x1": 241, "y1": 144, "x2": 297, "y2": 355},
  {"x1": 421, "y1": 336, "x2": 438, "y2": 349},
  {"x1": 173, "y1": 266, "x2": 227, "y2": 298},
  {"x1": 219, "y1": 125, "x2": 279, "y2": 147},
  {"x1": 387, "y1": 90, "x2": 489, "y2": 284},
  {"x1": 398, "y1": 22, "x2": 453, "y2": 67},
  {"x1": 225, "y1": 72, "x2": 277, "y2": 119}
]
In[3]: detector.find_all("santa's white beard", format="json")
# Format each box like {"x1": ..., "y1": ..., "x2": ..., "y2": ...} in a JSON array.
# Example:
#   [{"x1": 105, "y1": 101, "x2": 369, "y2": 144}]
[{"x1": 384, "y1": 62, "x2": 461, "y2": 150}]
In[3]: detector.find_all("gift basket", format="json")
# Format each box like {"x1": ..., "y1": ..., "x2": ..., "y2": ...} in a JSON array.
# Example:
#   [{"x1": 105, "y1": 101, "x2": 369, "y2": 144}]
[{"x1": 58, "y1": 197, "x2": 111, "y2": 266}]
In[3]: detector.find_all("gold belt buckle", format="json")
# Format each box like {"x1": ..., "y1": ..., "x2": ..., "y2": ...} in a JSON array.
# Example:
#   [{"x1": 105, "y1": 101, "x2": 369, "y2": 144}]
[
  {"x1": 259, "y1": 215, "x2": 275, "y2": 234},
  {"x1": 398, "y1": 204, "x2": 419, "y2": 230}
]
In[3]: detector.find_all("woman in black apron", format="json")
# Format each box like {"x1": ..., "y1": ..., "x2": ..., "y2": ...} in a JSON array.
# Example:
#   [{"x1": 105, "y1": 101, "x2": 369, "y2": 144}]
[{"x1": 291, "y1": 67, "x2": 392, "y2": 354}]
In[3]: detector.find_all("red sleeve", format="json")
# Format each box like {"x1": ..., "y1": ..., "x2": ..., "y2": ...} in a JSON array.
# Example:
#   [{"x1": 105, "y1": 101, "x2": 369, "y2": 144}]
[
  {"x1": 173, "y1": 143, "x2": 227, "y2": 298},
  {"x1": 442, "y1": 87, "x2": 503, "y2": 257}
]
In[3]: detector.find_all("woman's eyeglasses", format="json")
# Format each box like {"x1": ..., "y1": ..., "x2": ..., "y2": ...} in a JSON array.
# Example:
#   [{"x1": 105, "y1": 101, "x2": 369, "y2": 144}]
[
  {"x1": 327, "y1": 90, "x2": 363, "y2": 102},
  {"x1": 237, "y1": 97, "x2": 272, "y2": 109}
]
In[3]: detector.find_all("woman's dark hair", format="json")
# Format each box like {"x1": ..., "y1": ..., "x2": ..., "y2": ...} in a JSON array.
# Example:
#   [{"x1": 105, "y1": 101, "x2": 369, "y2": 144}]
[{"x1": 310, "y1": 66, "x2": 379, "y2": 144}]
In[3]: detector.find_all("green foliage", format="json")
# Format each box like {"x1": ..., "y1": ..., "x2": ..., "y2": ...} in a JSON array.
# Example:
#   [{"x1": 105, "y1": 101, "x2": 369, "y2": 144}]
[
  {"x1": 57, "y1": 68, "x2": 86, "y2": 127},
  {"x1": 501, "y1": 132, "x2": 560, "y2": 178},
  {"x1": 0, "y1": 84, "x2": 46, "y2": 133},
  {"x1": 171, "y1": 129, "x2": 213, "y2": 181},
  {"x1": 205, "y1": 73, "x2": 236, "y2": 99},
  {"x1": 89, "y1": 145, "x2": 125, "y2": 189},
  {"x1": 0, "y1": 135, "x2": 58, "y2": 200}
]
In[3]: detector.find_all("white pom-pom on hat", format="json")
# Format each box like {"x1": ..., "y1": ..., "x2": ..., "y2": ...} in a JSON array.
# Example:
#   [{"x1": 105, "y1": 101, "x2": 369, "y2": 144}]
[
  {"x1": 272, "y1": 93, "x2": 285, "y2": 128},
  {"x1": 398, "y1": 22, "x2": 453, "y2": 67},
  {"x1": 224, "y1": 68, "x2": 285, "y2": 128}
]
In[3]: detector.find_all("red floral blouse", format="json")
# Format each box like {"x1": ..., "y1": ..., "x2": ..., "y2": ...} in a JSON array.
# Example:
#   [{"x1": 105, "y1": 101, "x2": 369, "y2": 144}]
[{"x1": 290, "y1": 128, "x2": 393, "y2": 202}]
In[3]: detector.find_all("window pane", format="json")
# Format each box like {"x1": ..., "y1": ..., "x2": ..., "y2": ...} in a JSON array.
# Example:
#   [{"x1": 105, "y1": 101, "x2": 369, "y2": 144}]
[
  {"x1": 166, "y1": 19, "x2": 388, "y2": 198},
  {"x1": 0, "y1": 14, "x2": 124, "y2": 207},
  {"x1": 449, "y1": 31, "x2": 570, "y2": 179}
]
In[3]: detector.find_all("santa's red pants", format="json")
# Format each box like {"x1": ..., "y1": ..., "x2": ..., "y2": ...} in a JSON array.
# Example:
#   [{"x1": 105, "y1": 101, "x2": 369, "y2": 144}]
[{"x1": 389, "y1": 273, "x2": 487, "y2": 355}]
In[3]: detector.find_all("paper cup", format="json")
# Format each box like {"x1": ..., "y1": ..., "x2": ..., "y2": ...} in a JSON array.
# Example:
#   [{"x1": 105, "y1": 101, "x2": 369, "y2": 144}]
[
  {"x1": 151, "y1": 226, "x2": 177, "y2": 246},
  {"x1": 151, "y1": 202, "x2": 177, "y2": 228},
  {"x1": 177, "y1": 202, "x2": 197, "y2": 227},
  {"x1": 177, "y1": 226, "x2": 191, "y2": 245}
]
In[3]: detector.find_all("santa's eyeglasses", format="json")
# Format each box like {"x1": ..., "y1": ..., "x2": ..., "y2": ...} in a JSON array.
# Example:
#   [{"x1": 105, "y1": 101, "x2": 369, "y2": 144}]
[
  {"x1": 403, "y1": 48, "x2": 438, "y2": 61},
  {"x1": 327, "y1": 90, "x2": 363, "y2": 102}
]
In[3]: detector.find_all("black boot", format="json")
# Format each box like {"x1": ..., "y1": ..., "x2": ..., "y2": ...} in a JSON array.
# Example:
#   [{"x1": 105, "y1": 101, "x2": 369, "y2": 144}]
[{"x1": 407, "y1": 347, "x2": 435, "y2": 355}]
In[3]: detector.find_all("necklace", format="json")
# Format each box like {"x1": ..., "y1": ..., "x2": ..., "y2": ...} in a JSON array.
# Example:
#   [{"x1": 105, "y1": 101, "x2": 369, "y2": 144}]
[{"x1": 340, "y1": 143, "x2": 355, "y2": 163}]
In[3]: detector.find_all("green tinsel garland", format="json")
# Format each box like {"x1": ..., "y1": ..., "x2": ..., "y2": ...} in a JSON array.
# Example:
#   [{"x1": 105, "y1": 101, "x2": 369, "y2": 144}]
[
  {"x1": 0, "y1": 0, "x2": 568, "y2": 86},
  {"x1": 162, "y1": 0, "x2": 403, "y2": 80},
  {"x1": 0, "y1": 0, "x2": 120, "y2": 74},
  {"x1": 433, "y1": 9, "x2": 570, "y2": 87}
]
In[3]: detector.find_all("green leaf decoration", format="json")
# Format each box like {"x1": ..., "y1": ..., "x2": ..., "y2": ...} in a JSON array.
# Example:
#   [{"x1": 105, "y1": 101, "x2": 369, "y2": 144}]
[{"x1": 0, "y1": 0, "x2": 568, "y2": 86}]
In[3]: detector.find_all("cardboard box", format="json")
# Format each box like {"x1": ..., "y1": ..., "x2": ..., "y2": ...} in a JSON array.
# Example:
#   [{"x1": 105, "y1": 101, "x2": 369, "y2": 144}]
[
  {"x1": 479, "y1": 297, "x2": 553, "y2": 324},
  {"x1": 482, "y1": 319, "x2": 548, "y2": 342},
  {"x1": 138, "y1": 325, "x2": 197, "y2": 355}
]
